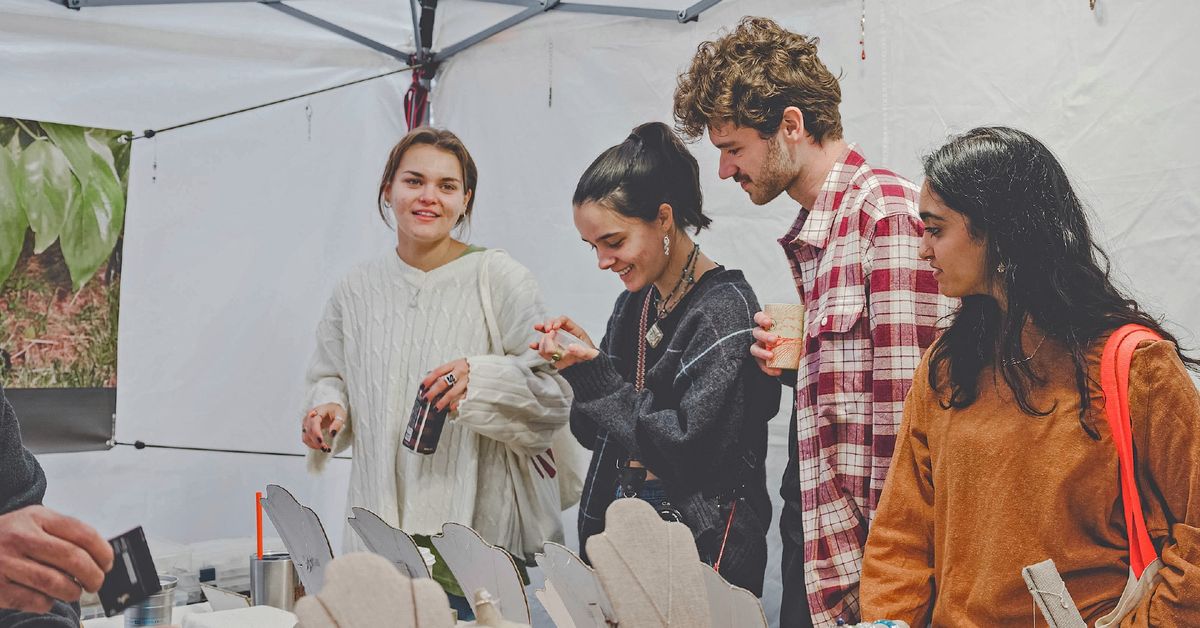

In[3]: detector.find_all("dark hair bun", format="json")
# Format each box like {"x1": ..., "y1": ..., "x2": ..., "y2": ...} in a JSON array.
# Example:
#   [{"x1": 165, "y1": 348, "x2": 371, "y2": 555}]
[{"x1": 574, "y1": 122, "x2": 711, "y2": 233}]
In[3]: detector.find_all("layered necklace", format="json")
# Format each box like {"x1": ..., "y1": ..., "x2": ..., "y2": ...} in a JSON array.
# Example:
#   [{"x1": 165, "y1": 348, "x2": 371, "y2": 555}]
[{"x1": 644, "y1": 242, "x2": 700, "y2": 349}]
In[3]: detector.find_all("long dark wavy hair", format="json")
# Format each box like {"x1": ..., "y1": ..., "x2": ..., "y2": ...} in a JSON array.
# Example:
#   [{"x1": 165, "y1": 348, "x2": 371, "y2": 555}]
[{"x1": 925, "y1": 126, "x2": 1198, "y2": 438}]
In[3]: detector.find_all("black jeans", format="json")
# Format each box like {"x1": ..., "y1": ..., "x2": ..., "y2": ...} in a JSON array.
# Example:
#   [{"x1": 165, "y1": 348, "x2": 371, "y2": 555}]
[{"x1": 779, "y1": 419, "x2": 815, "y2": 628}]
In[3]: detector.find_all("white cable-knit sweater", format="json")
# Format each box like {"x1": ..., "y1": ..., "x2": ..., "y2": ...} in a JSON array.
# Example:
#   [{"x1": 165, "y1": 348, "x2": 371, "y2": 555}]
[{"x1": 304, "y1": 249, "x2": 573, "y2": 558}]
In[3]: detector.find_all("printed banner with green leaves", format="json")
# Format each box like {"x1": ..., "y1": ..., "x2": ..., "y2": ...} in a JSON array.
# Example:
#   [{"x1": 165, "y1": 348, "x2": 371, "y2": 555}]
[{"x1": 0, "y1": 117, "x2": 129, "y2": 388}]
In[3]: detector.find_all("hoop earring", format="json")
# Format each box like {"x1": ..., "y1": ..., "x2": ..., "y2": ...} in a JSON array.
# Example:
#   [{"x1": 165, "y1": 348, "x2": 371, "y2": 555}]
[{"x1": 663, "y1": 235, "x2": 670, "y2": 256}]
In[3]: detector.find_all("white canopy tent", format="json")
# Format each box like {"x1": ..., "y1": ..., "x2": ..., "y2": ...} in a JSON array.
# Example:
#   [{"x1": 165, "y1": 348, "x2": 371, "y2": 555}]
[{"x1": 2, "y1": 0, "x2": 1198, "y2": 624}]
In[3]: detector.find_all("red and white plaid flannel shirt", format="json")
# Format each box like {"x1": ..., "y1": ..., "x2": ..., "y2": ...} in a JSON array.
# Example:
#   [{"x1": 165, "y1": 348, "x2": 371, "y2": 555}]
[{"x1": 778, "y1": 145, "x2": 953, "y2": 625}]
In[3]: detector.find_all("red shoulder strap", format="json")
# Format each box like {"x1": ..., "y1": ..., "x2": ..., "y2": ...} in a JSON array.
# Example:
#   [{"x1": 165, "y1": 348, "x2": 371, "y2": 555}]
[{"x1": 1100, "y1": 323, "x2": 1161, "y2": 577}]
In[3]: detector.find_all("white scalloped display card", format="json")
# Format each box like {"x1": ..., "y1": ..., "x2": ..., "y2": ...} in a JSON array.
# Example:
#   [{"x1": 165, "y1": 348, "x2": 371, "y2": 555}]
[
  {"x1": 535, "y1": 542, "x2": 614, "y2": 628},
  {"x1": 699, "y1": 563, "x2": 767, "y2": 628},
  {"x1": 260, "y1": 484, "x2": 335, "y2": 594},
  {"x1": 430, "y1": 522, "x2": 530, "y2": 625},
  {"x1": 346, "y1": 506, "x2": 431, "y2": 579}
]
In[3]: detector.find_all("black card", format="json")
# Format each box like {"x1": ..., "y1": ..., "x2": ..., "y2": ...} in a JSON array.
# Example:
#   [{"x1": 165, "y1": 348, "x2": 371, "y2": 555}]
[{"x1": 98, "y1": 526, "x2": 161, "y2": 617}]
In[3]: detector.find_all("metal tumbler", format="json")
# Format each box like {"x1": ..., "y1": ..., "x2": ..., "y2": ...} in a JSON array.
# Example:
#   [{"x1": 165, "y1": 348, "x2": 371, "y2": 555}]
[
  {"x1": 124, "y1": 575, "x2": 176, "y2": 627},
  {"x1": 249, "y1": 552, "x2": 304, "y2": 611}
]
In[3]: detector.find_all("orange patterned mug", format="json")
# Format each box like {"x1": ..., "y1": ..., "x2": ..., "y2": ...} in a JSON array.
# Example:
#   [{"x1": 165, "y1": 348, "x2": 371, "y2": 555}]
[{"x1": 764, "y1": 303, "x2": 804, "y2": 370}]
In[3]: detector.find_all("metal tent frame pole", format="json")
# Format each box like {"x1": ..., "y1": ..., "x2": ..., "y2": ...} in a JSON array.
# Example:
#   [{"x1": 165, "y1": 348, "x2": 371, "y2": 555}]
[
  {"x1": 51, "y1": 0, "x2": 723, "y2": 62},
  {"x1": 468, "y1": 0, "x2": 722, "y2": 24},
  {"x1": 435, "y1": 0, "x2": 558, "y2": 62},
  {"x1": 261, "y1": 1, "x2": 411, "y2": 63}
]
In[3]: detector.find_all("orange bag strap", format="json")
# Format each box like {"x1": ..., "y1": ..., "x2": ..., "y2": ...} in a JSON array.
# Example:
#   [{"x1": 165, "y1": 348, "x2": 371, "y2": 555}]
[{"x1": 1100, "y1": 323, "x2": 1161, "y2": 577}]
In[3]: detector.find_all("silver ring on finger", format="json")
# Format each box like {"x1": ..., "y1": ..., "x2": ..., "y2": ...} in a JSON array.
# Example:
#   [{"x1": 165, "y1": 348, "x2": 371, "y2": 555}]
[{"x1": 443, "y1": 373, "x2": 457, "y2": 387}]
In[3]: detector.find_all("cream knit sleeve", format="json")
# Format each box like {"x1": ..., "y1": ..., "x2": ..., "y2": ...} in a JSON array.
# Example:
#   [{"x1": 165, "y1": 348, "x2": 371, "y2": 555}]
[
  {"x1": 456, "y1": 251, "x2": 573, "y2": 456},
  {"x1": 304, "y1": 284, "x2": 353, "y2": 472}
]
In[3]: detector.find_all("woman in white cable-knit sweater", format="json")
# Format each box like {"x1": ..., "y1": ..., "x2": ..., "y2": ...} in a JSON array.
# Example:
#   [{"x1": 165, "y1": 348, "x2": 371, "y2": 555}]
[{"x1": 299, "y1": 128, "x2": 573, "y2": 590}]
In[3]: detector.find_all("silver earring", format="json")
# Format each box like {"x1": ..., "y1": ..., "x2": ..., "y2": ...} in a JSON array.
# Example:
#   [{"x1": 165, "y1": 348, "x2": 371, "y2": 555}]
[
  {"x1": 996, "y1": 262, "x2": 1007, "y2": 274},
  {"x1": 383, "y1": 200, "x2": 392, "y2": 210},
  {"x1": 663, "y1": 235, "x2": 670, "y2": 256}
]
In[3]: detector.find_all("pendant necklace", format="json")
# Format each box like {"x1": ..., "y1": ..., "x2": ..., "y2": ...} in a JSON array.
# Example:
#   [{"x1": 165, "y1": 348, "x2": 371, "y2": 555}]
[
  {"x1": 1003, "y1": 334, "x2": 1047, "y2": 366},
  {"x1": 645, "y1": 243, "x2": 700, "y2": 349}
]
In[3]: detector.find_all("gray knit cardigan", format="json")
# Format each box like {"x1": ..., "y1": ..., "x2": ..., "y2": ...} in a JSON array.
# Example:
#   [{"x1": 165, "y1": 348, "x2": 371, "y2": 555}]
[{"x1": 561, "y1": 268, "x2": 780, "y2": 596}]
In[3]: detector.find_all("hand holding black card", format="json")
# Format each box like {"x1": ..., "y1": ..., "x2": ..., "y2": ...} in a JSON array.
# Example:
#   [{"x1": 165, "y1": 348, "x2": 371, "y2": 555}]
[{"x1": 98, "y1": 526, "x2": 161, "y2": 617}]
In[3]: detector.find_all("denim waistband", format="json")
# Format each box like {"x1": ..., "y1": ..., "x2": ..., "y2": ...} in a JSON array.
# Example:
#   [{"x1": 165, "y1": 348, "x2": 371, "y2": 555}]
[{"x1": 615, "y1": 478, "x2": 668, "y2": 503}]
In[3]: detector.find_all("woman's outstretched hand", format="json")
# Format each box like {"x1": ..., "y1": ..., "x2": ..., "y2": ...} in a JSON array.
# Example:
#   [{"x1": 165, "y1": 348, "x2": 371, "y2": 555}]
[{"x1": 531, "y1": 316, "x2": 599, "y2": 370}]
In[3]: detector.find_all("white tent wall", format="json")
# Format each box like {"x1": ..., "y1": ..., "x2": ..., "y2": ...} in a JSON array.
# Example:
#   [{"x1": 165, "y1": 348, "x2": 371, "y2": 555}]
[
  {"x1": 437, "y1": 0, "x2": 1200, "y2": 348},
  {"x1": 1, "y1": 0, "x2": 413, "y2": 561},
  {"x1": 35, "y1": 72, "x2": 411, "y2": 545},
  {"x1": 0, "y1": 0, "x2": 1194, "y2": 624}
]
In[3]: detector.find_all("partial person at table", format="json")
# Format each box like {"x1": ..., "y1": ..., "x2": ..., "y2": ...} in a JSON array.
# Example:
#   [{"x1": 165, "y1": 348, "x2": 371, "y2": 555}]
[
  {"x1": 300, "y1": 127, "x2": 573, "y2": 613},
  {"x1": 1, "y1": 384, "x2": 114, "y2": 627},
  {"x1": 861, "y1": 127, "x2": 1200, "y2": 626},
  {"x1": 534, "y1": 122, "x2": 778, "y2": 595}
]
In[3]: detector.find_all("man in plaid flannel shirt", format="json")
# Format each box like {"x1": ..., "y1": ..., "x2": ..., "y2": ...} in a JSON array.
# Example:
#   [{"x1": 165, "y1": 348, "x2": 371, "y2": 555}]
[{"x1": 674, "y1": 17, "x2": 953, "y2": 626}]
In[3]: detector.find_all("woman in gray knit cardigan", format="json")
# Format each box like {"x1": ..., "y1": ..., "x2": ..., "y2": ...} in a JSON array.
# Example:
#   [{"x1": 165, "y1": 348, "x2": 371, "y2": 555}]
[{"x1": 533, "y1": 122, "x2": 780, "y2": 595}]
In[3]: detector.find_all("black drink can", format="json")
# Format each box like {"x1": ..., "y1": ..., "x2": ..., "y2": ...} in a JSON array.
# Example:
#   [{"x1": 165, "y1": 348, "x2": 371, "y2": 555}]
[{"x1": 402, "y1": 383, "x2": 449, "y2": 454}]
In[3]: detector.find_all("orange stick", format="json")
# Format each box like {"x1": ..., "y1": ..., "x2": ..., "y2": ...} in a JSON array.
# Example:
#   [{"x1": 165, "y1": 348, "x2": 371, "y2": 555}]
[{"x1": 255, "y1": 491, "x2": 263, "y2": 559}]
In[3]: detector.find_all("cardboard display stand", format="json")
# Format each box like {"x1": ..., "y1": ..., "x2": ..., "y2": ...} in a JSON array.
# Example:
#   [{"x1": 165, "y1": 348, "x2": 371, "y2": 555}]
[
  {"x1": 534, "y1": 580, "x2": 576, "y2": 628},
  {"x1": 347, "y1": 506, "x2": 432, "y2": 579},
  {"x1": 199, "y1": 583, "x2": 252, "y2": 612},
  {"x1": 294, "y1": 552, "x2": 454, "y2": 628},
  {"x1": 699, "y1": 564, "x2": 768, "y2": 628},
  {"x1": 430, "y1": 522, "x2": 531, "y2": 625},
  {"x1": 463, "y1": 589, "x2": 532, "y2": 628},
  {"x1": 535, "y1": 542, "x2": 615, "y2": 628},
  {"x1": 260, "y1": 484, "x2": 336, "y2": 594},
  {"x1": 586, "y1": 499, "x2": 712, "y2": 628},
  {"x1": 1023, "y1": 559, "x2": 1087, "y2": 628},
  {"x1": 265, "y1": 486, "x2": 766, "y2": 627}
]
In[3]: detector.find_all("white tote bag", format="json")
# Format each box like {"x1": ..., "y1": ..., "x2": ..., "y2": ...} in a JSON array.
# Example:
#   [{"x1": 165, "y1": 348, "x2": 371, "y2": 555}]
[{"x1": 474, "y1": 249, "x2": 586, "y2": 558}]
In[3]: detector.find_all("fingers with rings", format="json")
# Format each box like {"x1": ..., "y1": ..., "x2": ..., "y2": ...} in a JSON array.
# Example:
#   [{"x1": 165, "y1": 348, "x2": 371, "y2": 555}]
[
  {"x1": 420, "y1": 359, "x2": 469, "y2": 411},
  {"x1": 435, "y1": 372, "x2": 468, "y2": 412},
  {"x1": 301, "y1": 410, "x2": 323, "y2": 450},
  {"x1": 302, "y1": 405, "x2": 345, "y2": 452}
]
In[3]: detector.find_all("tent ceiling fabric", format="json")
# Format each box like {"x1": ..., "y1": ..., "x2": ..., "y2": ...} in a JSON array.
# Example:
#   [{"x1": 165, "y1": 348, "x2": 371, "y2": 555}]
[
  {"x1": 0, "y1": 0, "x2": 402, "y2": 130},
  {"x1": 0, "y1": 0, "x2": 719, "y2": 132}
]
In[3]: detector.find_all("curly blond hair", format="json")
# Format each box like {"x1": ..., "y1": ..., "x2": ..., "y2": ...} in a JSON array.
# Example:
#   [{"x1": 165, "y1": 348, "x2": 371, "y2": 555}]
[{"x1": 673, "y1": 17, "x2": 843, "y2": 144}]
